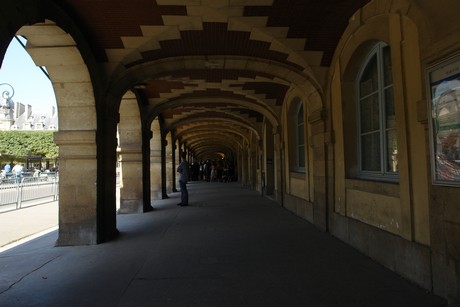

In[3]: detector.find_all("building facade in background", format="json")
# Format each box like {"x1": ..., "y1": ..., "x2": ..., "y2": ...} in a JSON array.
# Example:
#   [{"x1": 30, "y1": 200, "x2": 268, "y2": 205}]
[{"x1": 0, "y1": 97, "x2": 57, "y2": 131}]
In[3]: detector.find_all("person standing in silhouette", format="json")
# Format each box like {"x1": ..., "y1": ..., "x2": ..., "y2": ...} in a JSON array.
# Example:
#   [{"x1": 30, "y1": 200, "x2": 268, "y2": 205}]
[{"x1": 176, "y1": 152, "x2": 190, "y2": 206}]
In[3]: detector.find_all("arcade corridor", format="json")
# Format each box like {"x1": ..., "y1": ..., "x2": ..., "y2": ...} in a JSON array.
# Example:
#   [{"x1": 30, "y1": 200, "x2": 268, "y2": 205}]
[
  {"x1": 0, "y1": 182, "x2": 446, "y2": 306},
  {"x1": 2, "y1": 0, "x2": 460, "y2": 304}
]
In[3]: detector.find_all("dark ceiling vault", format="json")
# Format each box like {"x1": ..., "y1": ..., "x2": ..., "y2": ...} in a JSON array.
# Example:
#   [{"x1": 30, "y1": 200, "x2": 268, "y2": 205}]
[{"x1": 51, "y1": 0, "x2": 371, "y2": 160}]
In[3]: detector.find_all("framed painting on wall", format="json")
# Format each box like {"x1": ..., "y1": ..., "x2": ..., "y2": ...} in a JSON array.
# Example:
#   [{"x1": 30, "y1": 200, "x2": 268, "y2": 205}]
[{"x1": 427, "y1": 55, "x2": 460, "y2": 186}]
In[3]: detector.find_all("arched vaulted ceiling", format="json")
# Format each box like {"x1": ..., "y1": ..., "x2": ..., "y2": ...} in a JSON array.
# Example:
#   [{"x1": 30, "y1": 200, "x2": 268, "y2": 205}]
[{"x1": 32, "y1": 0, "x2": 371, "y2": 160}]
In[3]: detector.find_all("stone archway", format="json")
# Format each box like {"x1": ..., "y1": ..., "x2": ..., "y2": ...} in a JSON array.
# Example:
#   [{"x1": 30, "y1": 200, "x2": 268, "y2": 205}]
[{"x1": 16, "y1": 20, "x2": 100, "y2": 245}]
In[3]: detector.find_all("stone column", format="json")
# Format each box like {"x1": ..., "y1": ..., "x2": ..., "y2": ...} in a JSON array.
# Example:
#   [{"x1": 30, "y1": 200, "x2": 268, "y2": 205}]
[
  {"x1": 274, "y1": 127, "x2": 283, "y2": 204},
  {"x1": 96, "y1": 113, "x2": 119, "y2": 242},
  {"x1": 174, "y1": 139, "x2": 180, "y2": 190},
  {"x1": 241, "y1": 143, "x2": 249, "y2": 187},
  {"x1": 248, "y1": 137, "x2": 257, "y2": 190},
  {"x1": 161, "y1": 134, "x2": 168, "y2": 199},
  {"x1": 250, "y1": 134, "x2": 259, "y2": 191},
  {"x1": 263, "y1": 121, "x2": 275, "y2": 197},
  {"x1": 236, "y1": 147, "x2": 242, "y2": 182},
  {"x1": 141, "y1": 124, "x2": 152, "y2": 211},
  {"x1": 20, "y1": 23, "x2": 122, "y2": 245},
  {"x1": 308, "y1": 109, "x2": 328, "y2": 231},
  {"x1": 55, "y1": 130, "x2": 98, "y2": 245},
  {"x1": 150, "y1": 119, "x2": 162, "y2": 200},
  {"x1": 117, "y1": 92, "x2": 143, "y2": 213},
  {"x1": 165, "y1": 132, "x2": 173, "y2": 194}
]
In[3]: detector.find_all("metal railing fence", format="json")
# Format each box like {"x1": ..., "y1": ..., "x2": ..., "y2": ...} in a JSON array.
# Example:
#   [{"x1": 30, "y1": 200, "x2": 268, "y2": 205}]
[{"x1": 0, "y1": 174, "x2": 59, "y2": 212}]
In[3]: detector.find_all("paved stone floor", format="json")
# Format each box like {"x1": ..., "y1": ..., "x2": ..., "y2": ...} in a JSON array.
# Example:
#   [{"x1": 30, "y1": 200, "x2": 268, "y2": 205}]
[
  {"x1": 0, "y1": 201, "x2": 58, "y2": 249},
  {"x1": 0, "y1": 182, "x2": 447, "y2": 306}
]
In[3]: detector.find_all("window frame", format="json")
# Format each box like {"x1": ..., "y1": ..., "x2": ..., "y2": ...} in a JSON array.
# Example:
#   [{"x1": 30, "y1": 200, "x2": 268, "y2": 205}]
[
  {"x1": 356, "y1": 42, "x2": 399, "y2": 182},
  {"x1": 295, "y1": 101, "x2": 306, "y2": 172}
]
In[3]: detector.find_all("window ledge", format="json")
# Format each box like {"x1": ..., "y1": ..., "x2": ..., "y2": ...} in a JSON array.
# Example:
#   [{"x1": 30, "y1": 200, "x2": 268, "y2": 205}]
[
  {"x1": 345, "y1": 178, "x2": 399, "y2": 197},
  {"x1": 290, "y1": 171, "x2": 306, "y2": 178}
]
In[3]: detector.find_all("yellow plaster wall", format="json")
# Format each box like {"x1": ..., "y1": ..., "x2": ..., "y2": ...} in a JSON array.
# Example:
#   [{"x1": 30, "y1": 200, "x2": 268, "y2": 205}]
[
  {"x1": 289, "y1": 172, "x2": 308, "y2": 199},
  {"x1": 330, "y1": 2, "x2": 430, "y2": 245},
  {"x1": 328, "y1": 1, "x2": 460, "y2": 302},
  {"x1": 346, "y1": 189, "x2": 401, "y2": 235}
]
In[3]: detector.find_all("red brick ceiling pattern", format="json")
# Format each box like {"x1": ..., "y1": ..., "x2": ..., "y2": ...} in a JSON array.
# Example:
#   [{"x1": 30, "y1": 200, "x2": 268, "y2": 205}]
[
  {"x1": 53, "y1": 0, "x2": 371, "y2": 159},
  {"x1": 62, "y1": 0, "x2": 186, "y2": 50},
  {"x1": 155, "y1": 70, "x2": 275, "y2": 83},
  {"x1": 130, "y1": 22, "x2": 303, "y2": 71}
]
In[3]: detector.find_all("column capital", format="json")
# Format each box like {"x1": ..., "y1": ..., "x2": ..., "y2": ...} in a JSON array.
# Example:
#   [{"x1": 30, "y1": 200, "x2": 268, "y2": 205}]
[{"x1": 54, "y1": 130, "x2": 97, "y2": 159}]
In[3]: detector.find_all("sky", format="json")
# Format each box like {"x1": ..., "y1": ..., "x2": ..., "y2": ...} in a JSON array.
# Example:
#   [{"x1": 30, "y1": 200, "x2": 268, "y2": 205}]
[{"x1": 0, "y1": 37, "x2": 57, "y2": 114}]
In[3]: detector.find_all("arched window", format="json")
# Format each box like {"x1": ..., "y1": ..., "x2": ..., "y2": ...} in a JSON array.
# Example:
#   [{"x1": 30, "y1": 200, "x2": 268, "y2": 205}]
[
  {"x1": 288, "y1": 97, "x2": 307, "y2": 173},
  {"x1": 357, "y1": 42, "x2": 398, "y2": 180},
  {"x1": 296, "y1": 103, "x2": 305, "y2": 170}
]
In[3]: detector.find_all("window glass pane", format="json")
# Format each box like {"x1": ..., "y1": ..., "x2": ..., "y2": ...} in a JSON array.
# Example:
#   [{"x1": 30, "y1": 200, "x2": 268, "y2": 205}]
[
  {"x1": 386, "y1": 129, "x2": 398, "y2": 173},
  {"x1": 361, "y1": 132, "x2": 381, "y2": 172},
  {"x1": 296, "y1": 102, "x2": 305, "y2": 169},
  {"x1": 357, "y1": 43, "x2": 398, "y2": 179},
  {"x1": 359, "y1": 54, "x2": 378, "y2": 97},
  {"x1": 360, "y1": 94, "x2": 380, "y2": 133},
  {"x1": 298, "y1": 145, "x2": 305, "y2": 168},
  {"x1": 383, "y1": 46, "x2": 393, "y2": 86},
  {"x1": 297, "y1": 104, "x2": 304, "y2": 124},
  {"x1": 298, "y1": 122, "x2": 304, "y2": 146},
  {"x1": 385, "y1": 87, "x2": 396, "y2": 129}
]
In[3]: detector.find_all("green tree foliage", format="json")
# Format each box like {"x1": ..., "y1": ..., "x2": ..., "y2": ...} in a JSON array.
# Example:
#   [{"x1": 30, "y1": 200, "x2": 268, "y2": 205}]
[{"x1": 0, "y1": 131, "x2": 58, "y2": 162}]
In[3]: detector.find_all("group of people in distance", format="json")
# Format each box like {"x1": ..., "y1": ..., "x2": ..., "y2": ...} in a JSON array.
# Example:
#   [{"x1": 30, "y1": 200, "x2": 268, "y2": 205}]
[
  {"x1": 188, "y1": 159, "x2": 235, "y2": 183},
  {"x1": 2, "y1": 162, "x2": 23, "y2": 175},
  {"x1": 176, "y1": 154, "x2": 235, "y2": 207},
  {"x1": 1, "y1": 162, "x2": 24, "y2": 183}
]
